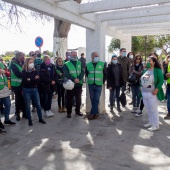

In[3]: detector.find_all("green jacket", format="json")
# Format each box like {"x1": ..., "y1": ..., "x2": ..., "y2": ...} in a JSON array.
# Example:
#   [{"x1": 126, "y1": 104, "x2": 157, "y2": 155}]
[{"x1": 142, "y1": 68, "x2": 165, "y2": 101}]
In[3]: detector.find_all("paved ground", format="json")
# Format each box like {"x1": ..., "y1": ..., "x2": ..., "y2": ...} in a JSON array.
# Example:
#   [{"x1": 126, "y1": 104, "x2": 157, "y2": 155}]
[{"x1": 0, "y1": 86, "x2": 170, "y2": 170}]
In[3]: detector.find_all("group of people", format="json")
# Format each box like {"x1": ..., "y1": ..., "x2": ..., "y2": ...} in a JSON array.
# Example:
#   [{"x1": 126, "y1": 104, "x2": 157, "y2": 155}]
[{"x1": 0, "y1": 47, "x2": 169, "y2": 133}]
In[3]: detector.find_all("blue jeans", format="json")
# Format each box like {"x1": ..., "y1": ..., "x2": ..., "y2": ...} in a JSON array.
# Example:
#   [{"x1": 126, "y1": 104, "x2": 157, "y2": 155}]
[
  {"x1": 131, "y1": 85, "x2": 140, "y2": 107},
  {"x1": 109, "y1": 87, "x2": 120, "y2": 107},
  {"x1": 0, "y1": 96, "x2": 11, "y2": 121},
  {"x1": 167, "y1": 87, "x2": 170, "y2": 112},
  {"x1": 88, "y1": 84, "x2": 102, "y2": 114},
  {"x1": 43, "y1": 91, "x2": 53, "y2": 111},
  {"x1": 23, "y1": 88, "x2": 42, "y2": 121}
]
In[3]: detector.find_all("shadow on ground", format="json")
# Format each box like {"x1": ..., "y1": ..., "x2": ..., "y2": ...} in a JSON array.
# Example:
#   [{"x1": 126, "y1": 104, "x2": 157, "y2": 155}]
[{"x1": 0, "y1": 87, "x2": 170, "y2": 170}]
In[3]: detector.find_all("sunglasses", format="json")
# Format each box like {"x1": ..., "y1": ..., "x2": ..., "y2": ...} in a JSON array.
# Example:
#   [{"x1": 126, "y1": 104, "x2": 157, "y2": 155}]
[
  {"x1": 136, "y1": 58, "x2": 141, "y2": 60},
  {"x1": 31, "y1": 54, "x2": 36, "y2": 56}
]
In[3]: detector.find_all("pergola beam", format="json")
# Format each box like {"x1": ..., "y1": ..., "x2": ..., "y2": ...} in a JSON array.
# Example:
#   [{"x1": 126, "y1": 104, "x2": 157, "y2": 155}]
[
  {"x1": 97, "y1": 3, "x2": 170, "y2": 22},
  {"x1": 3, "y1": 0, "x2": 96, "y2": 30},
  {"x1": 123, "y1": 30, "x2": 170, "y2": 36},
  {"x1": 107, "y1": 14, "x2": 170, "y2": 27},
  {"x1": 80, "y1": 0, "x2": 170, "y2": 14}
]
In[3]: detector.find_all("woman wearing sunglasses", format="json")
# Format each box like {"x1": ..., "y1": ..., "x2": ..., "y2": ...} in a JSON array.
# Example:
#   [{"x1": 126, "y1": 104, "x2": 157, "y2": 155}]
[{"x1": 130, "y1": 55, "x2": 143, "y2": 114}]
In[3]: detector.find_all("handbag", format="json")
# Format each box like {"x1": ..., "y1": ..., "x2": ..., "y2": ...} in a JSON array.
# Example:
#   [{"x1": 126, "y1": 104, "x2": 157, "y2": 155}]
[
  {"x1": 119, "y1": 92, "x2": 127, "y2": 106},
  {"x1": 128, "y1": 73, "x2": 138, "y2": 84}
]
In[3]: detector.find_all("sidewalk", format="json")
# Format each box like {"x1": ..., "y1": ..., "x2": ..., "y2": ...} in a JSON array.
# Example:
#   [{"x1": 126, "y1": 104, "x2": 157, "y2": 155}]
[{"x1": 0, "y1": 86, "x2": 170, "y2": 170}]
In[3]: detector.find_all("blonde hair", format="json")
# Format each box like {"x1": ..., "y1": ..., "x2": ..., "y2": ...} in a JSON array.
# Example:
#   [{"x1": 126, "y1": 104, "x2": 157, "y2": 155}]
[
  {"x1": 23, "y1": 57, "x2": 34, "y2": 72},
  {"x1": 56, "y1": 57, "x2": 64, "y2": 65},
  {"x1": 43, "y1": 55, "x2": 50, "y2": 62}
]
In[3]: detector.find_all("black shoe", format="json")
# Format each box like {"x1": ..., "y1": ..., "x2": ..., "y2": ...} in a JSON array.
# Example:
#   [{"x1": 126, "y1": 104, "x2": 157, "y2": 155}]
[
  {"x1": 117, "y1": 107, "x2": 122, "y2": 112},
  {"x1": 110, "y1": 106, "x2": 113, "y2": 112},
  {"x1": 76, "y1": 112, "x2": 83, "y2": 116},
  {"x1": 67, "y1": 114, "x2": 71, "y2": 118},
  {"x1": 32, "y1": 107, "x2": 36, "y2": 112},
  {"x1": 0, "y1": 121, "x2": 4, "y2": 129},
  {"x1": 28, "y1": 120, "x2": 33, "y2": 126},
  {"x1": 122, "y1": 105, "x2": 125, "y2": 108},
  {"x1": 129, "y1": 101, "x2": 133, "y2": 105},
  {"x1": 39, "y1": 119, "x2": 46, "y2": 124},
  {"x1": 0, "y1": 129, "x2": 7, "y2": 134},
  {"x1": 16, "y1": 114, "x2": 20, "y2": 121},
  {"x1": 22, "y1": 114, "x2": 28, "y2": 119},
  {"x1": 4, "y1": 120, "x2": 16, "y2": 125}
]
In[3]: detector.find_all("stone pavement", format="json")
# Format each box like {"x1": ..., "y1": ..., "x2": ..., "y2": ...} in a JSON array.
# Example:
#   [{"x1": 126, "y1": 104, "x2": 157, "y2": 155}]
[{"x1": 0, "y1": 86, "x2": 170, "y2": 170}]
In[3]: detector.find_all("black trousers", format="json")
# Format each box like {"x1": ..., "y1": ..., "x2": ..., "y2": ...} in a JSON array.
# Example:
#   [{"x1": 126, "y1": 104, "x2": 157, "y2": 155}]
[
  {"x1": 14, "y1": 90, "x2": 26, "y2": 116},
  {"x1": 140, "y1": 99, "x2": 144, "y2": 111},
  {"x1": 66, "y1": 86, "x2": 82, "y2": 114},
  {"x1": 57, "y1": 84, "x2": 65, "y2": 107}
]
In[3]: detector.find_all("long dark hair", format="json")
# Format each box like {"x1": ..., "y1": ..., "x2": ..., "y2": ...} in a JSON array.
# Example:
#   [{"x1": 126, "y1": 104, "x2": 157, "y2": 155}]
[
  {"x1": 134, "y1": 54, "x2": 142, "y2": 65},
  {"x1": 127, "y1": 52, "x2": 135, "y2": 59},
  {"x1": 150, "y1": 57, "x2": 161, "y2": 69},
  {"x1": 149, "y1": 52, "x2": 158, "y2": 60}
]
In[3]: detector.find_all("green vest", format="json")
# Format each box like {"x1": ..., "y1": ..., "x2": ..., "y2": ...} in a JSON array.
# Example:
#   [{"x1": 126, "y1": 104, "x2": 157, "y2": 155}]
[
  {"x1": 65, "y1": 61, "x2": 83, "y2": 84},
  {"x1": 55, "y1": 66, "x2": 64, "y2": 81},
  {"x1": 86, "y1": 61, "x2": 104, "y2": 85},
  {"x1": 167, "y1": 63, "x2": 170, "y2": 84},
  {"x1": 0, "y1": 62, "x2": 5, "y2": 69},
  {"x1": 11, "y1": 63, "x2": 23, "y2": 87},
  {"x1": 0, "y1": 75, "x2": 7, "y2": 90}
]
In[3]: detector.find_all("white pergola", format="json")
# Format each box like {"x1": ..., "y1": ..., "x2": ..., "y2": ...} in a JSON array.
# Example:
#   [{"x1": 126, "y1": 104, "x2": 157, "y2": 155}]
[{"x1": 3, "y1": 0, "x2": 170, "y2": 112}]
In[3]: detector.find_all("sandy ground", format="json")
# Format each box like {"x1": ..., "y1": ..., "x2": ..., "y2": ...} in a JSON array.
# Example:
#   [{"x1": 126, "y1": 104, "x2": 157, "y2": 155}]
[{"x1": 0, "y1": 85, "x2": 170, "y2": 170}]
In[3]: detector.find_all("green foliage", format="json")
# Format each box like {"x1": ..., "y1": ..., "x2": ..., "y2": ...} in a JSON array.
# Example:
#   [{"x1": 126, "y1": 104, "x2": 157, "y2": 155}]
[
  {"x1": 108, "y1": 35, "x2": 170, "y2": 56},
  {"x1": 2, "y1": 56, "x2": 13, "y2": 62},
  {"x1": 108, "y1": 39, "x2": 120, "y2": 53}
]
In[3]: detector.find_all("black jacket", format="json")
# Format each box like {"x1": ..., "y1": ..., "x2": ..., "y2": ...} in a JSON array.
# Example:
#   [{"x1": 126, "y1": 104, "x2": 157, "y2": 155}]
[
  {"x1": 107, "y1": 63, "x2": 124, "y2": 89},
  {"x1": 40, "y1": 63, "x2": 57, "y2": 93},
  {"x1": 22, "y1": 70, "x2": 40, "y2": 88}
]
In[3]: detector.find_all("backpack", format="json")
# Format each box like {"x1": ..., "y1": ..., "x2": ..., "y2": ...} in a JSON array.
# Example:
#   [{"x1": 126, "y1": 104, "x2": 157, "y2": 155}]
[{"x1": 34, "y1": 58, "x2": 43, "y2": 74}]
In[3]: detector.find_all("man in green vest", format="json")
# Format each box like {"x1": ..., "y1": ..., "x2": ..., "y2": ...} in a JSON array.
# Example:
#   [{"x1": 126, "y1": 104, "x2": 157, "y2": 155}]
[
  {"x1": 164, "y1": 59, "x2": 170, "y2": 119},
  {"x1": 63, "y1": 51, "x2": 84, "y2": 118},
  {"x1": 11, "y1": 52, "x2": 26, "y2": 121},
  {"x1": 86, "y1": 52, "x2": 107, "y2": 120}
]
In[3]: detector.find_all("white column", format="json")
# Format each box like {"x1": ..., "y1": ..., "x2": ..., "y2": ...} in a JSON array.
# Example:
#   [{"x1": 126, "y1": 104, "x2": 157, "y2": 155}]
[
  {"x1": 120, "y1": 34, "x2": 132, "y2": 53},
  {"x1": 86, "y1": 22, "x2": 106, "y2": 113}
]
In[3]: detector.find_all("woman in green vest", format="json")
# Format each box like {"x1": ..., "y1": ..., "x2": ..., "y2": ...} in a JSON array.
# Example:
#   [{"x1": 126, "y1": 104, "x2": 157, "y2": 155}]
[
  {"x1": 55, "y1": 57, "x2": 66, "y2": 112},
  {"x1": 0, "y1": 67, "x2": 16, "y2": 129},
  {"x1": 141, "y1": 57, "x2": 164, "y2": 132}
]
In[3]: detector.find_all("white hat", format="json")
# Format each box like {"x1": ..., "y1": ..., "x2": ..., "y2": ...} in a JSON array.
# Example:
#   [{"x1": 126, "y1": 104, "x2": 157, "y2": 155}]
[{"x1": 63, "y1": 79, "x2": 74, "y2": 90}]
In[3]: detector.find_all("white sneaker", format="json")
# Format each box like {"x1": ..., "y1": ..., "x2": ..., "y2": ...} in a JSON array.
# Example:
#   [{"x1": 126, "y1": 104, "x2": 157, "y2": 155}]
[
  {"x1": 48, "y1": 110, "x2": 54, "y2": 117},
  {"x1": 45, "y1": 111, "x2": 51, "y2": 117},
  {"x1": 135, "y1": 109, "x2": 142, "y2": 117},
  {"x1": 143, "y1": 123, "x2": 152, "y2": 128},
  {"x1": 148, "y1": 126, "x2": 159, "y2": 132},
  {"x1": 131, "y1": 107, "x2": 137, "y2": 113}
]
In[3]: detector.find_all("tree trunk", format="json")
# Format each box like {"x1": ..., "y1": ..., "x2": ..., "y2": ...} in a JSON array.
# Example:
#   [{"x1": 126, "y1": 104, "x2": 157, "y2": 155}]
[{"x1": 53, "y1": 0, "x2": 82, "y2": 59}]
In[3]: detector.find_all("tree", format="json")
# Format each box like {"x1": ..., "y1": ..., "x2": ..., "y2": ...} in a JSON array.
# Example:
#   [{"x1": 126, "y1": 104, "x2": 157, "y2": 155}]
[
  {"x1": 0, "y1": 0, "x2": 82, "y2": 58},
  {"x1": 108, "y1": 35, "x2": 170, "y2": 56}
]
